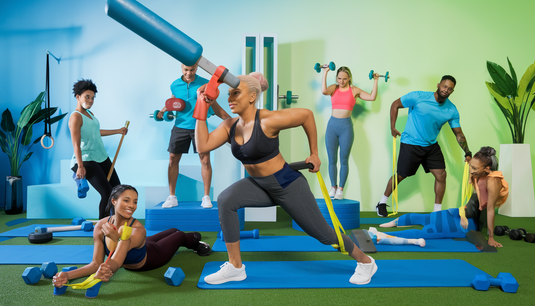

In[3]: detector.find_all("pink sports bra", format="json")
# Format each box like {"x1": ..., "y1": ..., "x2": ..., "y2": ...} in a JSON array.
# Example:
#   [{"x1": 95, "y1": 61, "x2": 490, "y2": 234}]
[{"x1": 331, "y1": 87, "x2": 356, "y2": 111}]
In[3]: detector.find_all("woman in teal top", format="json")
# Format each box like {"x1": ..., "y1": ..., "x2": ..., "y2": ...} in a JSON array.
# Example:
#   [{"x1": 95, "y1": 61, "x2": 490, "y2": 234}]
[{"x1": 69, "y1": 79, "x2": 128, "y2": 218}]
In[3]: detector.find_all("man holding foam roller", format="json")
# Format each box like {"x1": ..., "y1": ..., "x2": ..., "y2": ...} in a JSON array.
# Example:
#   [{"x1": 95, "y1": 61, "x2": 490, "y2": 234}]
[{"x1": 158, "y1": 64, "x2": 231, "y2": 209}]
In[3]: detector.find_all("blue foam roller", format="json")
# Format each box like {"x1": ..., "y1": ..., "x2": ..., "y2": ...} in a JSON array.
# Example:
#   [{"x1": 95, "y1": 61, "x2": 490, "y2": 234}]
[{"x1": 106, "y1": 0, "x2": 203, "y2": 66}]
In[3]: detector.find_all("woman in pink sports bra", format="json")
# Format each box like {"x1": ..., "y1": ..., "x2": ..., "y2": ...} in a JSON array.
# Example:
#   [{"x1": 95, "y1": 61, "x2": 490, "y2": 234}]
[{"x1": 321, "y1": 66, "x2": 379, "y2": 199}]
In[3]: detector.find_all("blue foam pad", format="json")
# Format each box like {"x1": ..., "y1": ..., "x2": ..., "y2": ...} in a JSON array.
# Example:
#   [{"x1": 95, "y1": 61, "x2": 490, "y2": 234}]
[
  {"x1": 212, "y1": 236, "x2": 480, "y2": 252},
  {"x1": 0, "y1": 224, "x2": 161, "y2": 238},
  {"x1": 198, "y1": 259, "x2": 488, "y2": 289},
  {"x1": 0, "y1": 245, "x2": 93, "y2": 264}
]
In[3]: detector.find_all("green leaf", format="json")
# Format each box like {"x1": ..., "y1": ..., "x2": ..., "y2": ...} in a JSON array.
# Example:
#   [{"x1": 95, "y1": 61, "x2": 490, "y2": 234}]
[
  {"x1": 48, "y1": 112, "x2": 68, "y2": 125},
  {"x1": 0, "y1": 136, "x2": 9, "y2": 154},
  {"x1": 17, "y1": 92, "x2": 45, "y2": 129},
  {"x1": 32, "y1": 137, "x2": 41, "y2": 145},
  {"x1": 507, "y1": 57, "x2": 518, "y2": 96},
  {"x1": 487, "y1": 60, "x2": 517, "y2": 97},
  {"x1": 486, "y1": 82, "x2": 512, "y2": 112},
  {"x1": 23, "y1": 151, "x2": 33, "y2": 163},
  {"x1": 518, "y1": 62, "x2": 535, "y2": 108},
  {"x1": 1, "y1": 109, "x2": 16, "y2": 132},
  {"x1": 28, "y1": 107, "x2": 58, "y2": 125},
  {"x1": 21, "y1": 126, "x2": 33, "y2": 146}
]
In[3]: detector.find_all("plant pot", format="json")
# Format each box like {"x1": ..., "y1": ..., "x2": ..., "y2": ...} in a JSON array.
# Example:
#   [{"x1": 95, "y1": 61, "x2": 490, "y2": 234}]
[
  {"x1": 498, "y1": 144, "x2": 535, "y2": 217},
  {"x1": 5, "y1": 176, "x2": 23, "y2": 214}
]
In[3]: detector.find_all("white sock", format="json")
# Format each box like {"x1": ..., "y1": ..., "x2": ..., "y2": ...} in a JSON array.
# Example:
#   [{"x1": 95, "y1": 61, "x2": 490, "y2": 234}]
[{"x1": 380, "y1": 195, "x2": 389, "y2": 204}]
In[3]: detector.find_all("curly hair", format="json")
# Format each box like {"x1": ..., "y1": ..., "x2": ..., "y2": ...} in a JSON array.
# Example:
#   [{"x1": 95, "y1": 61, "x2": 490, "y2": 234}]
[{"x1": 72, "y1": 79, "x2": 98, "y2": 98}]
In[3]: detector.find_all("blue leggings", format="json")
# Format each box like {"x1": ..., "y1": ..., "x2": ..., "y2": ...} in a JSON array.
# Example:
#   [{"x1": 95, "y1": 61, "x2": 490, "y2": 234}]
[
  {"x1": 388, "y1": 209, "x2": 477, "y2": 239},
  {"x1": 325, "y1": 116, "x2": 354, "y2": 188}
]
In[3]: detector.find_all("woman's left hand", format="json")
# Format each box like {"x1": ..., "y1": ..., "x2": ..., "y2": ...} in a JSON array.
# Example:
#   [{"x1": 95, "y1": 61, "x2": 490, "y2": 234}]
[
  {"x1": 95, "y1": 263, "x2": 113, "y2": 282},
  {"x1": 305, "y1": 154, "x2": 321, "y2": 173},
  {"x1": 488, "y1": 237, "x2": 503, "y2": 248}
]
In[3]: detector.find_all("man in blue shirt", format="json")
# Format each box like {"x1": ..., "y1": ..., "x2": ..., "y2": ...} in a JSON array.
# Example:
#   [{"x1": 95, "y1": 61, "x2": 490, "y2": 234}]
[
  {"x1": 376, "y1": 75, "x2": 472, "y2": 217},
  {"x1": 157, "y1": 64, "x2": 231, "y2": 209}
]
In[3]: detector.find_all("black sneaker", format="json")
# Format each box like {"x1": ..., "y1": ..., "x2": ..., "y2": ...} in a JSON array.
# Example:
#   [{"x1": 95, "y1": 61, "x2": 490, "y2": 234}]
[
  {"x1": 194, "y1": 241, "x2": 212, "y2": 256},
  {"x1": 376, "y1": 203, "x2": 389, "y2": 217}
]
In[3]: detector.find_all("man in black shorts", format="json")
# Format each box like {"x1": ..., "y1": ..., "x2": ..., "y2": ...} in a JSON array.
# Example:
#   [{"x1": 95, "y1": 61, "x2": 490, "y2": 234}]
[
  {"x1": 376, "y1": 75, "x2": 472, "y2": 217},
  {"x1": 157, "y1": 64, "x2": 231, "y2": 209}
]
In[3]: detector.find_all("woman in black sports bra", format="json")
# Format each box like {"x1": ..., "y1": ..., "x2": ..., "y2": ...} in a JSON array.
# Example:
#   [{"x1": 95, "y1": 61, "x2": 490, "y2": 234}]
[
  {"x1": 53, "y1": 185, "x2": 210, "y2": 288},
  {"x1": 195, "y1": 72, "x2": 377, "y2": 286}
]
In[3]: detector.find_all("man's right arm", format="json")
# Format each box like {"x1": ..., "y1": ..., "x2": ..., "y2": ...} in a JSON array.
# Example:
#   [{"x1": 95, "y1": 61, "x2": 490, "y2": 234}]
[{"x1": 390, "y1": 98, "x2": 404, "y2": 137}]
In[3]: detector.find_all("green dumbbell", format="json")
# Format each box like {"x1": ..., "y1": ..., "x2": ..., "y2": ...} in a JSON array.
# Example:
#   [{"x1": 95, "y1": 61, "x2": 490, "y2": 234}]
[
  {"x1": 149, "y1": 110, "x2": 175, "y2": 122},
  {"x1": 369, "y1": 70, "x2": 390, "y2": 82},
  {"x1": 279, "y1": 91, "x2": 299, "y2": 105},
  {"x1": 314, "y1": 62, "x2": 336, "y2": 73}
]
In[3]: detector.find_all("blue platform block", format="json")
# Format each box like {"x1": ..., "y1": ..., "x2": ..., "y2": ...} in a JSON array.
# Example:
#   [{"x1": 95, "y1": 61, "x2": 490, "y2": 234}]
[
  {"x1": 145, "y1": 201, "x2": 245, "y2": 232},
  {"x1": 292, "y1": 198, "x2": 360, "y2": 231}
]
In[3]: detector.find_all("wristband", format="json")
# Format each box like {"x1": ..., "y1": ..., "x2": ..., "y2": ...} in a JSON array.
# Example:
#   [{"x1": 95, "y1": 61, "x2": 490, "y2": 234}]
[{"x1": 465, "y1": 151, "x2": 472, "y2": 158}]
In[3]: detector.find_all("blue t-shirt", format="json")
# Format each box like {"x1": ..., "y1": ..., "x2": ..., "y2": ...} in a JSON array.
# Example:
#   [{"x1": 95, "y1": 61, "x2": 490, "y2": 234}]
[
  {"x1": 400, "y1": 91, "x2": 460, "y2": 146},
  {"x1": 170, "y1": 75, "x2": 215, "y2": 130}
]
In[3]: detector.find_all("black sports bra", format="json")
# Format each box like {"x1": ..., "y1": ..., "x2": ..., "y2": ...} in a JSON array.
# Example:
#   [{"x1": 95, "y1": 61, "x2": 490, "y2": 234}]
[{"x1": 230, "y1": 109, "x2": 280, "y2": 165}]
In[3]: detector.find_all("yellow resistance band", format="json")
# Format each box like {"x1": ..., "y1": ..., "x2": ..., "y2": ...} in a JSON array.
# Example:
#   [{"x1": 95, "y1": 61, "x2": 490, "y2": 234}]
[
  {"x1": 389, "y1": 136, "x2": 399, "y2": 217},
  {"x1": 459, "y1": 161, "x2": 473, "y2": 229},
  {"x1": 64, "y1": 222, "x2": 133, "y2": 290},
  {"x1": 316, "y1": 170, "x2": 347, "y2": 254}
]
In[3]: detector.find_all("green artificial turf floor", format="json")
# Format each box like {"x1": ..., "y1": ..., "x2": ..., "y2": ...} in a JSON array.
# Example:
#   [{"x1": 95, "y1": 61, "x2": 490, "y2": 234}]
[{"x1": 1, "y1": 208, "x2": 534, "y2": 306}]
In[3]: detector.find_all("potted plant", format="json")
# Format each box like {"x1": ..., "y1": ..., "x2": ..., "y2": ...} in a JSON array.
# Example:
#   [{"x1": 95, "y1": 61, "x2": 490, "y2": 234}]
[
  {"x1": 0, "y1": 92, "x2": 67, "y2": 214},
  {"x1": 486, "y1": 58, "x2": 535, "y2": 217}
]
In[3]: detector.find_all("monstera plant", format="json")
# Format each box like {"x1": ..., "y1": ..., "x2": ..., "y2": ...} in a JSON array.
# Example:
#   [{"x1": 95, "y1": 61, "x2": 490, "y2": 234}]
[
  {"x1": 486, "y1": 58, "x2": 535, "y2": 143},
  {"x1": 0, "y1": 92, "x2": 67, "y2": 176}
]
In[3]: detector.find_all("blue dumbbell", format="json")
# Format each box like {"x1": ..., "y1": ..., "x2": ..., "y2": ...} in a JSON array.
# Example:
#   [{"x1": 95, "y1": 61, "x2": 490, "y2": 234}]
[
  {"x1": 314, "y1": 61, "x2": 336, "y2": 73},
  {"x1": 164, "y1": 267, "x2": 185, "y2": 286},
  {"x1": 369, "y1": 70, "x2": 390, "y2": 82},
  {"x1": 22, "y1": 262, "x2": 58, "y2": 284},
  {"x1": 472, "y1": 273, "x2": 519, "y2": 293}
]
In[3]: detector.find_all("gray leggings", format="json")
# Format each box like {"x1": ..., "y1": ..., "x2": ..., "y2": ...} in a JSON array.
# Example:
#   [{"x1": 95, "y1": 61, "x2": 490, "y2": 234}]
[{"x1": 217, "y1": 172, "x2": 355, "y2": 254}]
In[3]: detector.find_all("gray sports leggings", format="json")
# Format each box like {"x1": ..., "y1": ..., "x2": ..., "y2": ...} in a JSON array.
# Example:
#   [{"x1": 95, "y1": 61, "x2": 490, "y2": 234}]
[{"x1": 217, "y1": 171, "x2": 355, "y2": 254}]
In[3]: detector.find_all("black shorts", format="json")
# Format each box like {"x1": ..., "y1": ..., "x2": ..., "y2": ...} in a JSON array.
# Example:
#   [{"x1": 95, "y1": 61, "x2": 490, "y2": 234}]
[
  {"x1": 168, "y1": 126, "x2": 196, "y2": 154},
  {"x1": 397, "y1": 142, "x2": 445, "y2": 177}
]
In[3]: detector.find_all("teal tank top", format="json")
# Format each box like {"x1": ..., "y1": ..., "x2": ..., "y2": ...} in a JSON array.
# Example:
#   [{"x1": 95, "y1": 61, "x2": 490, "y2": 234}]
[{"x1": 70, "y1": 110, "x2": 108, "y2": 167}]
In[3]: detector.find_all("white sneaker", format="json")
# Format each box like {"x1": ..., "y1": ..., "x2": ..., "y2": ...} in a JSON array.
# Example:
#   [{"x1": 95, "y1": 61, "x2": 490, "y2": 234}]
[
  {"x1": 329, "y1": 187, "x2": 336, "y2": 198},
  {"x1": 201, "y1": 195, "x2": 213, "y2": 209},
  {"x1": 204, "y1": 262, "x2": 246, "y2": 285},
  {"x1": 162, "y1": 195, "x2": 178, "y2": 208},
  {"x1": 433, "y1": 204, "x2": 442, "y2": 212},
  {"x1": 350, "y1": 255, "x2": 377, "y2": 285},
  {"x1": 334, "y1": 187, "x2": 344, "y2": 200}
]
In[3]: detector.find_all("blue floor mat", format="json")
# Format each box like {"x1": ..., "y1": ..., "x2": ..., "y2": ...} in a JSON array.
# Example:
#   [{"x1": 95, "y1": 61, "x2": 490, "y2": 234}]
[
  {"x1": 198, "y1": 259, "x2": 488, "y2": 289},
  {"x1": 0, "y1": 245, "x2": 94, "y2": 264},
  {"x1": 212, "y1": 236, "x2": 480, "y2": 252}
]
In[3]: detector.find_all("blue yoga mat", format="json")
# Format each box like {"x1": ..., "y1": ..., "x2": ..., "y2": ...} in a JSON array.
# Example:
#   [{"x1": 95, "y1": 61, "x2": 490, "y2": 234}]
[
  {"x1": 198, "y1": 259, "x2": 488, "y2": 289},
  {"x1": 212, "y1": 236, "x2": 480, "y2": 252},
  {"x1": 0, "y1": 224, "x2": 161, "y2": 238},
  {"x1": 0, "y1": 245, "x2": 94, "y2": 264}
]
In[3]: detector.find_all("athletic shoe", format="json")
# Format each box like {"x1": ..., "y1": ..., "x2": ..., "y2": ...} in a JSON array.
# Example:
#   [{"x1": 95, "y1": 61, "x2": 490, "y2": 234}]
[
  {"x1": 376, "y1": 202, "x2": 388, "y2": 217},
  {"x1": 329, "y1": 187, "x2": 336, "y2": 198},
  {"x1": 162, "y1": 195, "x2": 178, "y2": 208},
  {"x1": 204, "y1": 262, "x2": 246, "y2": 285},
  {"x1": 350, "y1": 255, "x2": 378, "y2": 285},
  {"x1": 334, "y1": 188, "x2": 344, "y2": 200},
  {"x1": 194, "y1": 241, "x2": 212, "y2": 256},
  {"x1": 201, "y1": 195, "x2": 213, "y2": 209},
  {"x1": 433, "y1": 204, "x2": 442, "y2": 212}
]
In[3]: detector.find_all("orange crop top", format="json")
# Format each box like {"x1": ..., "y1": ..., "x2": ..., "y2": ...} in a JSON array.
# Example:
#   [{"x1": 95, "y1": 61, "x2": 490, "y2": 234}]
[
  {"x1": 331, "y1": 87, "x2": 356, "y2": 111},
  {"x1": 473, "y1": 171, "x2": 509, "y2": 210}
]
